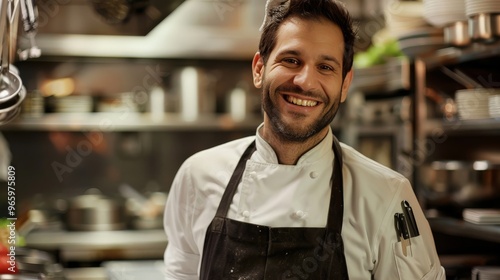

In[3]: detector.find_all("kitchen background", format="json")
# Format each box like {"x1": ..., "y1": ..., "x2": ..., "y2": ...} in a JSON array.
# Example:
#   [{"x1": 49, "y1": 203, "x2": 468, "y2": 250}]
[{"x1": 1, "y1": 0, "x2": 500, "y2": 279}]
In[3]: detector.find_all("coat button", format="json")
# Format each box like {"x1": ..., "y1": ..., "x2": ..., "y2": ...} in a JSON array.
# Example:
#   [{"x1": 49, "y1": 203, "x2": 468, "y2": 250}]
[
  {"x1": 309, "y1": 171, "x2": 318, "y2": 179},
  {"x1": 242, "y1": 211, "x2": 250, "y2": 218},
  {"x1": 294, "y1": 210, "x2": 306, "y2": 219}
]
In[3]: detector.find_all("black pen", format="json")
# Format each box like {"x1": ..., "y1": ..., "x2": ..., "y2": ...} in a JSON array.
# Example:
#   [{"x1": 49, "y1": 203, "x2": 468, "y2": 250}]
[
  {"x1": 394, "y1": 213, "x2": 407, "y2": 256},
  {"x1": 397, "y1": 213, "x2": 410, "y2": 240},
  {"x1": 402, "y1": 200, "x2": 420, "y2": 237}
]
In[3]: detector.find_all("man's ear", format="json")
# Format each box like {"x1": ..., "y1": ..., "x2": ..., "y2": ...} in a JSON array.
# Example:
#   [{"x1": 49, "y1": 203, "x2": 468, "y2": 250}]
[
  {"x1": 252, "y1": 52, "x2": 264, "y2": 89},
  {"x1": 340, "y1": 69, "x2": 354, "y2": 103}
]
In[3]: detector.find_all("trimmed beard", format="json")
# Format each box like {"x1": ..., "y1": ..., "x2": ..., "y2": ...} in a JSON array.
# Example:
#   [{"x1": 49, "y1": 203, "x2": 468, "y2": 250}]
[{"x1": 261, "y1": 79, "x2": 342, "y2": 143}]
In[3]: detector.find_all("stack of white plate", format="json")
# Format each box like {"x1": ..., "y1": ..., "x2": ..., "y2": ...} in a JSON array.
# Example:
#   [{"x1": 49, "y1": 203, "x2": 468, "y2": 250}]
[
  {"x1": 385, "y1": 1, "x2": 448, "y2": 57},
  {"x1": 54, "y1": 95, "x2": 93, "y2": 113},
  {"x1": 455, "y1": 88, "x2": 497, "y2": 120},
  {"x1": 489, "y1": 95, "x2": 500, "y2": 118},
  {"x1": 465, "y1": 0, "x2": 500, "y2": 17},
  {"x1": 463, "y1": 208, "x2": 500, "y2": 224},
  {"x1": 472, "y1": 266, "x2": 500, "y2": 280},
  {"x1": 423, "y1": 0, "x2": 467, "y2": 27},
  {"x1": 385, "y1": 1, "x2": 430, "y2": 38}
]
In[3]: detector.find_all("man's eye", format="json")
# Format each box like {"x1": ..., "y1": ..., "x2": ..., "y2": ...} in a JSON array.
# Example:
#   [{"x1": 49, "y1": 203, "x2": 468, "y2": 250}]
[
  {"x1": 283, "y1": 58, "x2": 299, "y2": 65},
  {"x1": 319, "y1": 64, "x2": 335, "y2": 72}
]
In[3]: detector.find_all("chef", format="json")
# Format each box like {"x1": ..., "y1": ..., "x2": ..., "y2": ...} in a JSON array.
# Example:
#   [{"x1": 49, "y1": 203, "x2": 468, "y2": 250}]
[{"x1": 163, "y1": 0, "x2": 446, "y2": 279}]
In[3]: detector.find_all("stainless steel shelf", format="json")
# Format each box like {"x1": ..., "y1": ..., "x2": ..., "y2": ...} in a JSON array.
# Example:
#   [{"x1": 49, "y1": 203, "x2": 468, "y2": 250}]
[
  {"x1": 25, "y1": 229, "x2": 167, "y2": 262},
  {"x1": 419, "y1": 40, "x2": 500, "y2": 70},
  {"x1": 424, "y1": 118, "x2": 500, "y2": 135},
  {"x1": 1, "y1": 113, "x2": 263, "y2": 131},
  {"x1": 429, "y1": 217, "x2": 500, "y2": 244}
]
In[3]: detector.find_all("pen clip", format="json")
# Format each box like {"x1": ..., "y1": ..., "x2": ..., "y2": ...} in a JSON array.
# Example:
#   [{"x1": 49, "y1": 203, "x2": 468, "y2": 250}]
[
  {"x1": 394, "y1": 213, "x2": 410, "y2": 256},
  {"x1": 394, "y1": 213, "x2": 402, "y2": 239},
  {"x1": 402, "y1": 200, "x2": 420, "y2": 237}
]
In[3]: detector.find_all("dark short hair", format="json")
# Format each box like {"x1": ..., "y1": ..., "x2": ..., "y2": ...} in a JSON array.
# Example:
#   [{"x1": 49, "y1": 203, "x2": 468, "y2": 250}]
[{"x1": 259, "y1": 0, "x2": 356, "y2": 78}]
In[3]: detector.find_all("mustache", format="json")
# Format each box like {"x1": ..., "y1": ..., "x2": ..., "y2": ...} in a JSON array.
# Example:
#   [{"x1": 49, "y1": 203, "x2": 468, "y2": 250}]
[{"x1": 275, "y1": 84, "x2": 325, "y2": 102}]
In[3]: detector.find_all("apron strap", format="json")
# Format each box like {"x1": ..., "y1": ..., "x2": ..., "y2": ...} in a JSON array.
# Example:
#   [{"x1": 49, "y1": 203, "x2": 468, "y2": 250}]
[
  {"x1": 328, "y1": 135, "x2": 344, "y2": 231},
  {"x1": 215, "y1": 140, "x2": 257, "y2": 217}
]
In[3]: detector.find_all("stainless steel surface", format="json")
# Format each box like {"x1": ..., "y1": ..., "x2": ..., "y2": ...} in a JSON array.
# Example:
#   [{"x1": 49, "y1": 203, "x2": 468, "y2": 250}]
[
  {"x1": 103, "y1": 260, "x2": 165, "y2": 280},
  {"x1": 25, "y1": 229, "x2": 167, "y2": 262},
  {"x1": 64, "y1": 267, "x2": 109, "y2": 280},
  {"x1": 2, "y1": 112, "x2": 263, "y2": 131}
]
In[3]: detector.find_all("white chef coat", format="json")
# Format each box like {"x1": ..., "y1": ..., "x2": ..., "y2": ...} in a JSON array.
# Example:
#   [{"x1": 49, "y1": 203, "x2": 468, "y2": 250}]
[{"x1": 163, "y1": 124, "x2": 446, "y2": 280}]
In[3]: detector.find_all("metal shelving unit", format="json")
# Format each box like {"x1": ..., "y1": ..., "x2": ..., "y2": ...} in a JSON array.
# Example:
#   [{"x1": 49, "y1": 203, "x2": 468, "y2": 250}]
[{"x1": 414, "y1": 41, "x2": 500, "y2": 244}]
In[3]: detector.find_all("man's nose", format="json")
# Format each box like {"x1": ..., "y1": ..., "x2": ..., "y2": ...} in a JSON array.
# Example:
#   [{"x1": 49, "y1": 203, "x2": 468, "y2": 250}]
[{"x1": 293, "y1": 65, "x2": 319, "y2": 92}]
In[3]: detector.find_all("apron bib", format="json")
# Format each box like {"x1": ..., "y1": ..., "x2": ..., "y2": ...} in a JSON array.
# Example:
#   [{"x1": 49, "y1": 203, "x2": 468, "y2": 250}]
[{"x1": 200, "y1": 136, "x2": 349, "y2": 280}]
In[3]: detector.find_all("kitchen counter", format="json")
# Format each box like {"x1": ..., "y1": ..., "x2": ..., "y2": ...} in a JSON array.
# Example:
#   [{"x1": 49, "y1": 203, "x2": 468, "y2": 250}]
[
  {"x1": 63, "y1": 260, "x2": 166, "y2": 280},
  {"x1": 25, "y1": 229, "x2": 167, "y2": 262}
]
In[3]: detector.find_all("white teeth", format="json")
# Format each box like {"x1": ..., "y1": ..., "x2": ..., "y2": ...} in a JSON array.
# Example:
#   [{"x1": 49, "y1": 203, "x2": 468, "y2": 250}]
[{"x1": 287, "y1": 96, "x2": 318, "y2": 107}]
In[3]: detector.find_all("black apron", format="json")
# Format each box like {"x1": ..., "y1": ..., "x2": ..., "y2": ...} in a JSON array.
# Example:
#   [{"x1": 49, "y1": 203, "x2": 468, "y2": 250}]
[{"x1": 200, "y1": 136, "x2": 349, "y2": 280}]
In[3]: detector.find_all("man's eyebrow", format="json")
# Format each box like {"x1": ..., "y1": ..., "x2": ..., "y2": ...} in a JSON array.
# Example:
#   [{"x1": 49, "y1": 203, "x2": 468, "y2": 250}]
[
  {"x1": 276, "y1": 49, "x2": 342, "y2": 67},
  {"x1": 276, "y1": 49, "x2": 301, "y2": 58}
]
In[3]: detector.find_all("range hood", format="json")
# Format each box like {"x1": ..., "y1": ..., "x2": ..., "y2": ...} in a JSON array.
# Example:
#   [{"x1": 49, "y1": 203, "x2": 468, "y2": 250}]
[
  {"x1": 24, "y1": 0, "x2": 266, "y2": 59},
  {"x1": 24, "y1": 0, "x2": 383, "y2": 60},
  {"x1": 35, "y1": 0, "x2": 185, "y2": 36}
]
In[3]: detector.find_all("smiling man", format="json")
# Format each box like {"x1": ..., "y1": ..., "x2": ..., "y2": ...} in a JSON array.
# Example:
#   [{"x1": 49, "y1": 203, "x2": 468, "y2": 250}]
[{"x1": 163, "y1": 0, "x2": 446, "y2": 279}]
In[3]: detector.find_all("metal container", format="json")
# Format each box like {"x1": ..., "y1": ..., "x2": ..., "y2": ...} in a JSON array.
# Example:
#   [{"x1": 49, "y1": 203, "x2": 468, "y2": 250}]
[
  {"x1": 469, "y1": 13, "x2": 500, "y2": 42},
  {"x1": 66, "y1": 189, "x2": 126, "y2": 231},
  {"x1": 171, "y1": 67, "x2": 215, "y2": 121},
  {"x1": 444, "y1": 21, "x2": 471, "y2": 47}
]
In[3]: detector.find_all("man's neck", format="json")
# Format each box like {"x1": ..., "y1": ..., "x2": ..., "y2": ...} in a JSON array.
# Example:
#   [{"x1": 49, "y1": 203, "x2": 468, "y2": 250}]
[{"x1": 259, "y1": 123, "x2": 329, "y2": 165}]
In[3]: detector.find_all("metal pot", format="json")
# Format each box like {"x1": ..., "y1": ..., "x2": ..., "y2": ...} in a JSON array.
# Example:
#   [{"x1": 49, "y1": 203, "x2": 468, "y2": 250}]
[
  {"x1": 1, "y1": 248, "x2": 64, "y2": 280},
  {"x1": 66, "y1": 188, "x2": 126, "y2": 231},
  {"x1": 469, "y1": 13, "x2": 500, "y2": 42},
  {"x1": 444, "y1": 21, "x2": 470, "y2": 47}
]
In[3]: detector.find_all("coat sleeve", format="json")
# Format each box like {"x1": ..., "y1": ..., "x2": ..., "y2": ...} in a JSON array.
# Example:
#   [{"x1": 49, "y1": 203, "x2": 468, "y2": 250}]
[
  {"x1": 163, "y1": 160, "x2": 200, "y2": 280},
  {"x1": 373, "y1": 178, "x2": 446, "y2": 280}
]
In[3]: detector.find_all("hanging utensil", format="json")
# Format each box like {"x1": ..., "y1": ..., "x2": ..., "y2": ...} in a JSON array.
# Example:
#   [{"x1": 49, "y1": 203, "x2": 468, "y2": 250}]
[
  {"x1": 18, "y1": 0, "x2": 40, "y2": 60},
  {"x1": 0, "y1": 0, "x2": 11, "y2": 101},
  {"x1": 0, "y1": 0, "x2": 22, "y2": 104}
]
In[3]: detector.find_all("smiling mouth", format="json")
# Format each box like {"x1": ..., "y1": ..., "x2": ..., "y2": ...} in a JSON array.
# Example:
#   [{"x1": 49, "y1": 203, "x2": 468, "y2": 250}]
[{"x1": 285, "y1": 95, "x2": 318, "y2": 107}]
